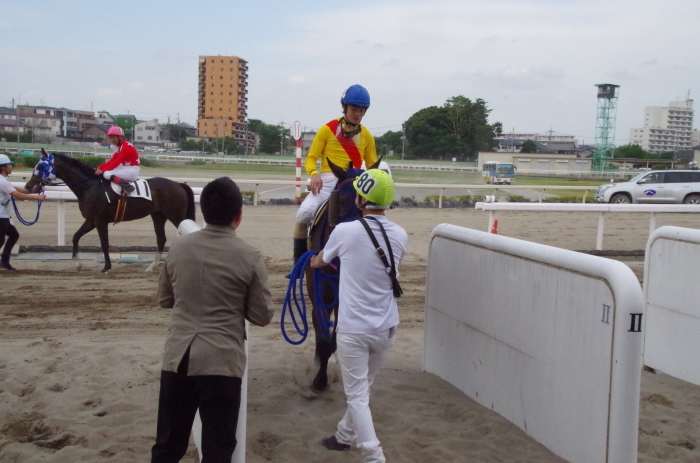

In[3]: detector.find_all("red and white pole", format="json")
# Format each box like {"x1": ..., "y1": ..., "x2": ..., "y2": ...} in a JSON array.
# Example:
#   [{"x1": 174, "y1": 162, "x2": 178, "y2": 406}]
[
  {"x1": 295, "y1": 138, "x2": 302, "y2": 204},
  {"x1": 292, "y1": 120, "x2": 303, "y2": 205}
]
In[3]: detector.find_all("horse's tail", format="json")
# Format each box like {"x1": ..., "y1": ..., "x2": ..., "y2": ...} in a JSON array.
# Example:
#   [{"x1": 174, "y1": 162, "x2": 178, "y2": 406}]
[{"x1": 180, "y1": 183, "x2": 196, "y2": 221}]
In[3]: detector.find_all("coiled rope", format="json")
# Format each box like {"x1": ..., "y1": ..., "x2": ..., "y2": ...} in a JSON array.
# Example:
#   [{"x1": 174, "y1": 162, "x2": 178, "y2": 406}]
[{"x1": 280, "y1": 250, "x2": 339, "y2": 345}]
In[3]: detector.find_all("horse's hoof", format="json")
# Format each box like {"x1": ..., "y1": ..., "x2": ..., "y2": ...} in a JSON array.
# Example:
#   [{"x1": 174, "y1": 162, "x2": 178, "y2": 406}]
[
  {"x1": 75, "y1": 262, "x2": 83, "y2": 272},
  {"x1": 311, "y1": 379, "x2": 328, "y2": 394}
]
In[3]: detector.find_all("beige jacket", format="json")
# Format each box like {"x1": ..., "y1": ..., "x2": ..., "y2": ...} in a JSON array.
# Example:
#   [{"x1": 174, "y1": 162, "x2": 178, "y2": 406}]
[{"x1": 157, "y1": 224, "x2": 274, "y2": 377}]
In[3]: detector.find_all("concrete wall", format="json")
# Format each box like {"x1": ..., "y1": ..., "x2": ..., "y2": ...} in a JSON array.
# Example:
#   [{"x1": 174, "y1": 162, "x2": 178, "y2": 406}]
[
  {"x1": 643, "y1": 226, "x2": 700, "y2": 386},
  {"x1": 424, "y1": 224, "x2": 644, "y2": 463}
]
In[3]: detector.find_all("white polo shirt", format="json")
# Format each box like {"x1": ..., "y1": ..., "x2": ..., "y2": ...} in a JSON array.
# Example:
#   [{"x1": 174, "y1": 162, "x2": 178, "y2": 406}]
[
  {"x1": 0, "y1": 175, "x2": 15, "y2": 219},
  {"x1": 322, "y1": 214, "x2": 408, "y2": 334}
]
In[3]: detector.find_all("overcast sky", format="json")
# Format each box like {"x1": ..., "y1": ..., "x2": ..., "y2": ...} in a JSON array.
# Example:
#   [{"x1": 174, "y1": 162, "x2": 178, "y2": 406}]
[{"x1": 2, "y1": 0, "x2": 697, "y2": 144}]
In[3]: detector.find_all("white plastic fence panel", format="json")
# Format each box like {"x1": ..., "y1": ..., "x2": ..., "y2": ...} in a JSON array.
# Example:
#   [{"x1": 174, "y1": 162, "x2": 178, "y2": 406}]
[
  {"x1": 424, "y1": 224, "x2": 644, "y2": 463},
  {"x1": 643, "y1": 226, "x2": 700, "y2": 386}
]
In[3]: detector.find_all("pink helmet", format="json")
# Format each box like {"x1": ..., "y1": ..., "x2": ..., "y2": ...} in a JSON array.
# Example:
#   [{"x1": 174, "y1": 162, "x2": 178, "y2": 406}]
[{"x1": 107, "y1": 126, "x2": 125, "y2": 137}]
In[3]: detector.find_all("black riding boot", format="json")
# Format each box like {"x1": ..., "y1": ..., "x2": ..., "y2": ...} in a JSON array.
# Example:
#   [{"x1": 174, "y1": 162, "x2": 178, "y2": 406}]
[
  {"x1": 285, "y1": 238, "x2": 308, "y2": 279},
  {"x1": 111, "y1": 175, "x2": 135, "y2": 194}
]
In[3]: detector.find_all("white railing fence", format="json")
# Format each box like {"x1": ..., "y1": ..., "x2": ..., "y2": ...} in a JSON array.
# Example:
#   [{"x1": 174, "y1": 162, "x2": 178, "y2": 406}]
[{"x1": 476, "y1": 202, "x2": 700, "y2": 250}]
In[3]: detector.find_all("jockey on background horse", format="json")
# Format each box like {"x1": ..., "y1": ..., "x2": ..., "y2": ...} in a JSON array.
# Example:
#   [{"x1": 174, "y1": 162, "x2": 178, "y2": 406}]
[
  {"x1": 94, "y1": 126, "x2": 139, "y2": 194},
  {"x1": 288, "y1": 84, "x2": 378, "y2": 277}
]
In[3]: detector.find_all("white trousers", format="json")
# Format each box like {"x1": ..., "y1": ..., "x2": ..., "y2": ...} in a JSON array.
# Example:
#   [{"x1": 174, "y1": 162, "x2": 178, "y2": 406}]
[
  {"x1": 335, "y1": 327, "x2": 396, "y2": 463},
  {"x1": 295, "y1": 172, "x2": 338, "y2": 225},
  {"x1": 103, "y1": 165, "x2": 140, "y2": 182}
]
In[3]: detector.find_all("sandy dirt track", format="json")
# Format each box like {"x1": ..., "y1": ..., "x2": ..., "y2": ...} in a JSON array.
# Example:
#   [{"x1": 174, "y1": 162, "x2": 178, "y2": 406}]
[{"x1": 1, "y1": 205, "x2": 699, "y2": 462}]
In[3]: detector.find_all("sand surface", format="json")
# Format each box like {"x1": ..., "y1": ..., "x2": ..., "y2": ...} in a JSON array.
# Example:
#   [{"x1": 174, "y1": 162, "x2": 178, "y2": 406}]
[{"x1": 1, "y1": 204, "x2": 699, "y2": 462}]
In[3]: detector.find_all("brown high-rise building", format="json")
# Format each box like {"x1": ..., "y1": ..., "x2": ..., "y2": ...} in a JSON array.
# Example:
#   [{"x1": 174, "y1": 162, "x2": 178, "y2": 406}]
[{"x1": 197, "y1": 55, "x2": 253, "y2": 150}]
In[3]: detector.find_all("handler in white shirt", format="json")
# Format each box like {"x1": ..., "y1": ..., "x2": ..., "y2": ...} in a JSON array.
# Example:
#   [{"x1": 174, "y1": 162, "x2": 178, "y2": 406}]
[
  {"x1": 311, "y1": 169, "x2": 408, "y2": 463},
  {"x1": 0, "y1": 154, "x2": 46, "y2": 271}
]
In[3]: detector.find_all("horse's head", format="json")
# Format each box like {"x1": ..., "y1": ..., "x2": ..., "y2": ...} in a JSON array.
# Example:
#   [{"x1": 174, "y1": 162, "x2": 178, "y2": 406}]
[
  {"x1": 328, "y1": 158, "x2": 384, "y2": 224},
  {"x1": 25, "y1": 148, "x2": 57, "y2": 193}
]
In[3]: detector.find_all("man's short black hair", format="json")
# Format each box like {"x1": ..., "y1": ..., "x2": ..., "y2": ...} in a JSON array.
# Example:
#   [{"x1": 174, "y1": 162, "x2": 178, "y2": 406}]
[{"x1": 201, "y1": 177, "x2": 242, "y2": 225}]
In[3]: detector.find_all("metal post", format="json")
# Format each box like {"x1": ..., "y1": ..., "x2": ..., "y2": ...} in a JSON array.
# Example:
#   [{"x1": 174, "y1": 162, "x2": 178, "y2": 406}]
[
  {"x1": 438, "y1": 188, "x2": 444, "y2": 209},
  {"x1": 596, "y1": 212, "x2": 605, "y2": 251},
  {"x1": 254, "y1": 184, "x2": 259, "y2": 206},
  {"x1": 582, "y1": 190, "x2": 588, "y2": 203},
  {"x1": 539, "y1": 189, "x2": 544, "y2": 203},
  {"x1": 649, "y1": 212, "x2": 657, "y2": 236},
  {"x1": 488, "y1": 211, "x2": 495, "y2": 233},
  {"x1": 57, "y1": 200, "x2": 66, "y2": 246}
]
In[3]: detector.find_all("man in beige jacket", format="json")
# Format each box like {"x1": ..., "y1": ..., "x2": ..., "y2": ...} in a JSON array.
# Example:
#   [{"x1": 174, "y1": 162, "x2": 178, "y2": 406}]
[{"x1": 152, "y1": 177, "x2": 274, "y2": 463}]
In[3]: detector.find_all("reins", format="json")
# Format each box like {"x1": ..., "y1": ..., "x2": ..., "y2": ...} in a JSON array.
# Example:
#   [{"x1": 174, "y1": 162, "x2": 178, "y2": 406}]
[
  {"x1": 11, "y1": 189, "x2": 43, "y2": 226},
  {"x1": 280, "y1": 251, "x2": 339, "y2": 345}
]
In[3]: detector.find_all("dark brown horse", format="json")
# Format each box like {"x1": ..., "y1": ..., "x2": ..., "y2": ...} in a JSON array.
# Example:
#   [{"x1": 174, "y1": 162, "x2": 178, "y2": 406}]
[
  {"x1": 25, "y1": 149, "x2": 195, "y2": 273},
  {"x1": 306, "y1": 159, "x2": 382, "y2": 393}
]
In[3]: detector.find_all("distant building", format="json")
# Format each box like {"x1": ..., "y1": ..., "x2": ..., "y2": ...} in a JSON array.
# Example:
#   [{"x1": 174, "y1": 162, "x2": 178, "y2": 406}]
[
  {"x1": 114, "y1": 114, "x2": 138, "y2": 139},
  {"x1": 629, "y1": 99, "x2": 694, "y2": 153},
  {"x1": 494, "y1": 131, "x2": 577, "y2": 146},
  {"x1": 197, "y1": 55, "x2": 254, "y2": 151},
  {"x1": 75, "y1": 110, "x2": 96, "y2": 132},
  {"x1": 0, "y1": 107, "x2": 23, "y2": 134},
  {"x1": 175, "y1": 122, "x2": 197, "y2": 137},
  {"x1": 301, "y1": 131, "x2": 316, "y2": 153},
  {"x1": 692, "y1": 129, "x2": 700, "y2": 147},
  {"x1": 81, "y1": 124, "x2": 111, "y2": 141},
  {"x1": 134, "y1": 119, "x2": 163, "y2": 144},
  {"x1": 96, "y1": 111, "x2": 117, "y2": 127}
]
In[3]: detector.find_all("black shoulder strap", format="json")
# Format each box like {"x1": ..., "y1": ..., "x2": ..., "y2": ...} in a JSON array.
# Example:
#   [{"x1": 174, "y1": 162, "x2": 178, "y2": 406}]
[{"x1": 359, "y1": 217, "x2": 403, "y2": 298}]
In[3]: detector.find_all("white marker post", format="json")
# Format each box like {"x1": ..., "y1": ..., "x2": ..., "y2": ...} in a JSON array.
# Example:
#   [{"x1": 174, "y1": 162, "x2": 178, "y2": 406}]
[{"x1": 292, "y1": 120, "x2": 303, "y2": 204}]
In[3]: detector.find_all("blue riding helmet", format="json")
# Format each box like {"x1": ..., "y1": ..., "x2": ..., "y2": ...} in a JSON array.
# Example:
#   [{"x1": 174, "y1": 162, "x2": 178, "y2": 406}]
[{"x1": 341, "y1": 85, "x2": 370, "y2": 107}]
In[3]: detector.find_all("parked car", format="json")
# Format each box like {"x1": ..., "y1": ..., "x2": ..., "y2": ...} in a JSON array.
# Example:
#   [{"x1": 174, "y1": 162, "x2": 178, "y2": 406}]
[{"x1": 595, "y1": 170, "x2": 700, "y2": 204}]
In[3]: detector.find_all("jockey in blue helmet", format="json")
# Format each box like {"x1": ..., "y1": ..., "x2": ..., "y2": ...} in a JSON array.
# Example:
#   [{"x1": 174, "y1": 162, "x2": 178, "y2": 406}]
[{"x1": 287, "y1": 85, "x2": 378, "y2": 277}]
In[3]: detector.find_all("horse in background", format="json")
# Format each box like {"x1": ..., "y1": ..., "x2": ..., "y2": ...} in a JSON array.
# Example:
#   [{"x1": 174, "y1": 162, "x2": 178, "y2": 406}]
[
  {"x1": 25, "y1": 149, "x2": 195, "y2": 273},
  {"x1": 306, "y1": 158, "x2": 382, "y2": 393}
]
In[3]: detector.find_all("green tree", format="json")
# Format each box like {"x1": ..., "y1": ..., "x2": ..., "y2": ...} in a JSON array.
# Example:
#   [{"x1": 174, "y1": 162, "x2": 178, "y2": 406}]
[
  {"x1": 374, "y1": 130, "x2": 403, "y2": 158},
  {"x1": 404, "y1": 96, "x2": 497, "y2": 160},
  {"x1": 163, "y1": 124, "x2": 190, "y2": 143},
  {"x1": 521, "y1": 139, "x2": 537, "y2": 153},
  {"x1": 612, "y1": 144, "x2": 674, "y2": 160},
  {"x1": 248, "y1": 119, "x2": 291, "y2": 154}
]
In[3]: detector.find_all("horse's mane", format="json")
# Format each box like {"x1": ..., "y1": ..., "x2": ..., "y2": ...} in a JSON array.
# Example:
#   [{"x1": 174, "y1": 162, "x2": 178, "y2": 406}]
[{"x1": 53, "y1": 153, "x2": 98, "y2": 177}]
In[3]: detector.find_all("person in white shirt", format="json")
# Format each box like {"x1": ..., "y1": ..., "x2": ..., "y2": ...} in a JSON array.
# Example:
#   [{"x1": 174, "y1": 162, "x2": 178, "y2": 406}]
[
  {"x1": 311, "y1": 169, "x2": 408, "y2": 463},
  {"x1": 0, "y1": 154, "x2": 46, "y2": 271}
]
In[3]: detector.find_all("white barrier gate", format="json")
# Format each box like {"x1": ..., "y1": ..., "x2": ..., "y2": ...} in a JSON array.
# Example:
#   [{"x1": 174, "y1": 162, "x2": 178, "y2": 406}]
[
  {"x1": 424, "y1": 224, "x2": 644, "y2": 463},
  {"x1": 643, "y1": 226, "x2": 700, "y2": 386}
]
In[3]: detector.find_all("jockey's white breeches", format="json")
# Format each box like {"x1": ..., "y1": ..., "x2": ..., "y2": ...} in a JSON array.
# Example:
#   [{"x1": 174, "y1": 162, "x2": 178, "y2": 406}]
[
  {"x1": 295, "y1": 172, "x2": 338, "y2": 225},
  {"x1": 103, "y1": 166, "x2": 140, "y2": 182}
]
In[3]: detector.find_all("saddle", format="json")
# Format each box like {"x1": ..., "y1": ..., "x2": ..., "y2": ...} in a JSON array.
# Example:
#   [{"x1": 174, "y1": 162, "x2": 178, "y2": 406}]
[
  {"x1": 110, "y1": 179, "x2": 152, "y2": 224},
  {"x1": 109, "y1": 179, "x2": 153, "y2": 201}
]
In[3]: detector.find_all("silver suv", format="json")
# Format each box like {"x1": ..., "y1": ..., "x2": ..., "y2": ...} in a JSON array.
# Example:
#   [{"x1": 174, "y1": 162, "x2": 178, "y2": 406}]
[{"x1": 596, "y1": 170, "x2": 700, "y2": 204}]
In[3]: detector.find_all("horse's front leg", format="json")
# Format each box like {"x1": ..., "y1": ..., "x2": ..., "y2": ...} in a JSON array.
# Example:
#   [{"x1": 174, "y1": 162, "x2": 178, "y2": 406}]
[
  {"x1": 311, "y1": 281, "x2": 338, "y2": 393},
  {"x1": 146, "y1": 212, "x2": 167, "y2": 272},
  {"x1": 312, "y1": 327, "x2": 336, "y2": 393},
  {"x1": 72, "y1": 219, "x2": 95, "y2": 272},
  {"x1": 95, "y1": 220, "x2": 111, "y2": 274}
]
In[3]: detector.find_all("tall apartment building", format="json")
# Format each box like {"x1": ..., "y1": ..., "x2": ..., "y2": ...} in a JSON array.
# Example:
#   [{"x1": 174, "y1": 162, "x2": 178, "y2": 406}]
[
  {"x1": 197, "y1": 55, "x2": 254, "y2": 150},
  {"x1": 629, "y1": 99, "x2": 694, "y2": 153}
]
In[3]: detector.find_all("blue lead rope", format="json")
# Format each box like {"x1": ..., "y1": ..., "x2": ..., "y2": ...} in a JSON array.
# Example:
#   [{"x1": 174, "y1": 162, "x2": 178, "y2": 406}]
[
  {"x1": 280, "y1": 250, "x2": 339, "y2": 345},
  {"x1": 11, "y1": 197, "x2": 43, "y2": 226}
]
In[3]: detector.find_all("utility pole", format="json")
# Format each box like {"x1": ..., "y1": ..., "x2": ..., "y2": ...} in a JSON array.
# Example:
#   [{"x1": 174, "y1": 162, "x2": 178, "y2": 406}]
[
  {"x1": 279, "y1": 120, "x2": 285, "y2": 155},
  {"x1": 401, "y1": 122, "x2": 406, "y2": 160}
]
